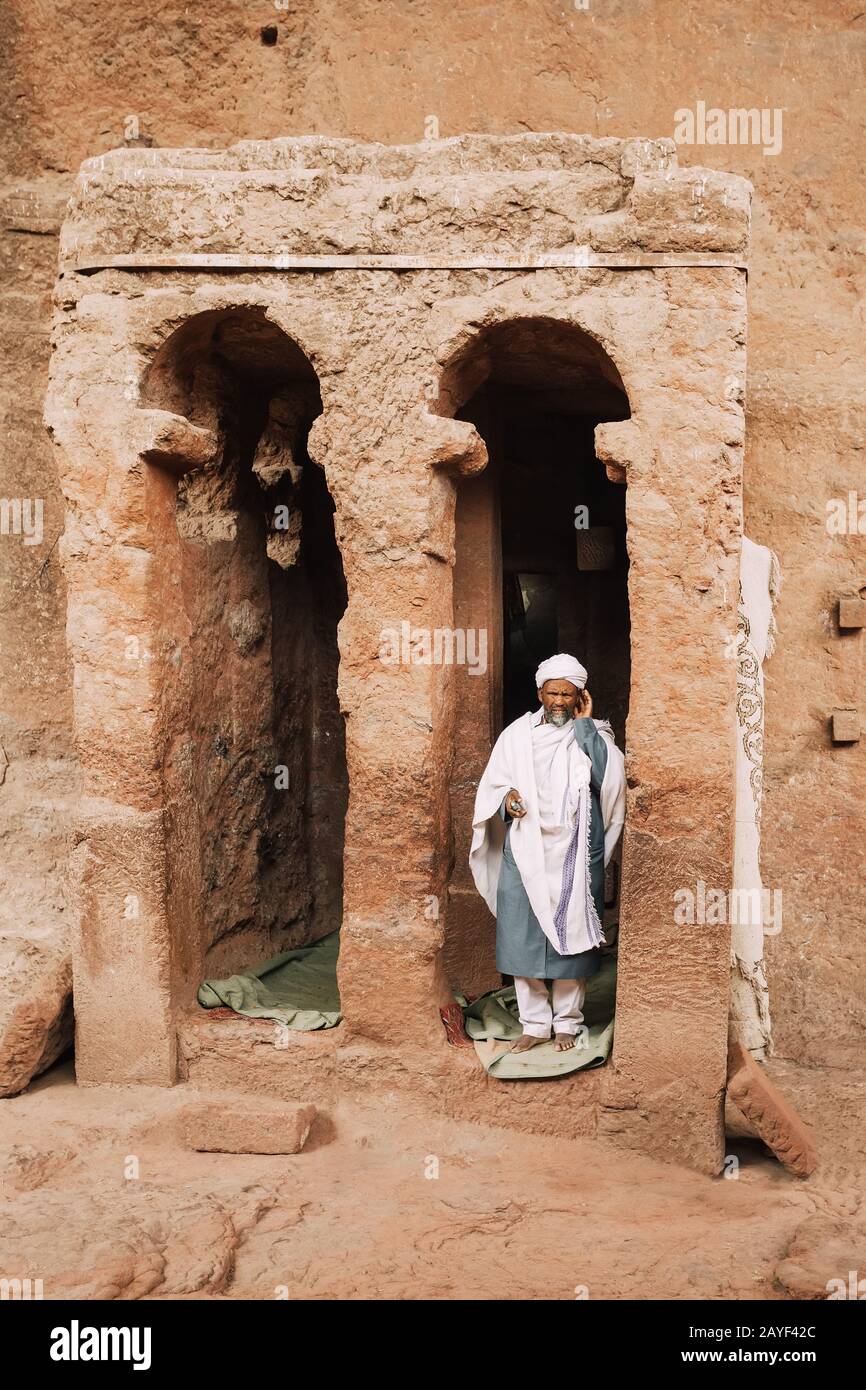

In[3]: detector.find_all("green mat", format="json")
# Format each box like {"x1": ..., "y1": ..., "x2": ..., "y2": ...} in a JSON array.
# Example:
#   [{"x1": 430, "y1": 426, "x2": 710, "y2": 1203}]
[
  {"x1": 197, "y1": 930, "x2": 342, "y2": 1030},
  {"x1": 197, "y1": 928, "x2": 616, "y2": 1077},
  {"x1": 459, "y1": 952, "x2": 617, "y2": 1079}
]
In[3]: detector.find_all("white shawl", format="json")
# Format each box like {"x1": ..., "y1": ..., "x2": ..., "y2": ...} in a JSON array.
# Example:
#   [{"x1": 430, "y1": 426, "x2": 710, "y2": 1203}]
[{"x1": 469, "y1": 709, "x2": 626, "y2": 957}]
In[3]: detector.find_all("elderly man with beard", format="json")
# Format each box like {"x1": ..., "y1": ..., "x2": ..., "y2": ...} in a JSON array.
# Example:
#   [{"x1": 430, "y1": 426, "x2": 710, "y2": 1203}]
[{"x1": 469, "y1": 654, "x2": 626, "y2": 1052}]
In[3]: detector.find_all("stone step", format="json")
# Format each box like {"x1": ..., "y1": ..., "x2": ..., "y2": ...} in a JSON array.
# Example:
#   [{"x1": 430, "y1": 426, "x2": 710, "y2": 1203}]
[
  {"x1": 177, "y1": 1006, "x2": 338, "y2": 1107},
  {"x1": 178, "y1": 1005, "x2": 604, "y2": 1142},
  {"x1": 177, "y1": 1089, "x2": 317, "y2": 1154}
]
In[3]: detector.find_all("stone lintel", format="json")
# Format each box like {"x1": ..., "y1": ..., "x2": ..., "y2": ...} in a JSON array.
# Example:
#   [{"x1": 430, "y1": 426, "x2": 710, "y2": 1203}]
[{"x1": 60, "y1": 133, "x2": 752, "y2": 274}]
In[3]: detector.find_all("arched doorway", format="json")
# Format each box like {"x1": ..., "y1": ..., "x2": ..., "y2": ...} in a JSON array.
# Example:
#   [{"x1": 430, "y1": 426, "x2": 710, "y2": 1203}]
[
  {"x1": 440, "y1": 316, "x2": 631, "y2": 997},
  {"x1": 141, "y1": 307, "x2": 348, "y2": 1000}
]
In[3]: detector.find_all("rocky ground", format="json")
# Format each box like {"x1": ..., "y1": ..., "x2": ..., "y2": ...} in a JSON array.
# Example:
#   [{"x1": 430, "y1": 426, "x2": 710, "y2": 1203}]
[{"x1": 1, "y1": 1053, "x2": 863, "y2": 1301}]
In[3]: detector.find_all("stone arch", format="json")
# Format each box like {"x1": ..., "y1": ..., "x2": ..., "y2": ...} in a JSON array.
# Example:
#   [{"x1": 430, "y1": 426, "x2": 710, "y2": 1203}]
[
  {"x1": 436, "y1": 313, "x2": 633, "y2": 997},
  {"x1": 138, "y1": 306, "x2": 348, "y2": 1001},
  {"x1": 436, "y1": 313, "x2": 632, "y2": 424}
]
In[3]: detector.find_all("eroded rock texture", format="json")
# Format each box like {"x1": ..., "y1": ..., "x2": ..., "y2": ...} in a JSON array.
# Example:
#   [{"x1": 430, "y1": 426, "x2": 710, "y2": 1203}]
[
  {"x1": 35, "y1": 134, "x2": 749, "y2": 1173},
  {"x1": 2, "y1": 0, "x2": 861, "y2": 1174},
  {"x1": 0, "y1": 756, "x2": 78, "y2": 1096}
]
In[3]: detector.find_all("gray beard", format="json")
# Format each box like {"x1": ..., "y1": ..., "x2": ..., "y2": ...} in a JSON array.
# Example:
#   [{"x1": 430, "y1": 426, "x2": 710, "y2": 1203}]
[{"x1": 546, "y1": 709, "x2": 571, "y2": 727}]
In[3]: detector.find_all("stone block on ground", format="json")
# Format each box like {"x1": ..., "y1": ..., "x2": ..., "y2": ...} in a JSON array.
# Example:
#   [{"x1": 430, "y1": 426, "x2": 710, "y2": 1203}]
[
  {"x1": 0, "y1": 933, "x2": 73, "y2": 1097},
  {"x1": 726, "y1": 1040, "x2": 818, "y2": 1177},
  {"x1": 178, "y1": 1093, "x2": 317, "y2": 1154},
  {"x1": 0, "y1": 759, "x2": 77, "y2": 1097}
]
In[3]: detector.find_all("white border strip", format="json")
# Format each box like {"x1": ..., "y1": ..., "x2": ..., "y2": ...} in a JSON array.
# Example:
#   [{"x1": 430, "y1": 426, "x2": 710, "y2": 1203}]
[{"x1": 73, "y1": 250, "x2": 747, "y2": 273}]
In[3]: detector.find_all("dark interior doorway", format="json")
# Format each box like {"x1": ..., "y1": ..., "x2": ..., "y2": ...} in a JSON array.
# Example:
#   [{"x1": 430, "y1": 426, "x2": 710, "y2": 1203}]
[
  {"x1": 495, "y1": 391, "x2": 630, "y2": 743},
  {"x1": 142, "y1": 309, "x2": 348, "y2": 990},
  {"x1": 445, "y1": 317, "x2": 631, "y2": 993}
]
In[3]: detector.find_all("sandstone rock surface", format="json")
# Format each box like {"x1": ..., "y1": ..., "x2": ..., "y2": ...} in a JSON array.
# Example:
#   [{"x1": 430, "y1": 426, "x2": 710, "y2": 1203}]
[{"x1": 727, "y1": 1040, "x2": 818, "y2": 1177}]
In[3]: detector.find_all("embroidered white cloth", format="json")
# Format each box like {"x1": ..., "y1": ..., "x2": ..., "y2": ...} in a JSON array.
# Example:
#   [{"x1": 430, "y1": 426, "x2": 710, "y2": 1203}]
[
  {"x1": 469, "y1": 707, "x2": 624, "y2": 957},
  {"x1": 731, "y1": 534, "x2": 781, "y2": 1058}
]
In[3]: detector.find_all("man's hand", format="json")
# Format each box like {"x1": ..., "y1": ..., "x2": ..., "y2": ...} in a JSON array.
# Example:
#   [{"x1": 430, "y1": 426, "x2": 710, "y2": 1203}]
[
  {"x1": 505, "y1": 789, "x2": 527, "y2": 818},
  {"x1": 577, "y1": 688, "x2": 593, "y2": 718}
]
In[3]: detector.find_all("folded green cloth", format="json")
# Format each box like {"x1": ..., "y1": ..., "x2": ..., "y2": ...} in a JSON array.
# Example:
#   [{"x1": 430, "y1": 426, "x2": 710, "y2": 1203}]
[
  {"x1": 197, "y1": 930, "x2": 341, "y2": 1030},
  {"x1": 460, "y1": 952, "x2": 617, "y2": 1078}
]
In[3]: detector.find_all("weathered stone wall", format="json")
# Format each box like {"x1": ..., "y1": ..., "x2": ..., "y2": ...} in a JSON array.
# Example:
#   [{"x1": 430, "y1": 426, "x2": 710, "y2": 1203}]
[
  {"x1": 2, "y1": 3, "x2": 864, "y2": 1100},
  {"x1": 40, "y1": 134, "x2": 747, "y2": 1171}
]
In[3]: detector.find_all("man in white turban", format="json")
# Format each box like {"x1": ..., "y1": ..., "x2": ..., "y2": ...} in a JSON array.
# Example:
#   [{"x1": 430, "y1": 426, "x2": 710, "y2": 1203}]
[{"x1": 469, "y1": 653, "x2": 626, "y2": 1052}]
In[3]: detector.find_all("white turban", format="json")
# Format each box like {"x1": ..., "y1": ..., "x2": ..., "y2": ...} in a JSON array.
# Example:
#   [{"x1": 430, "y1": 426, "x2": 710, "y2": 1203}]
[{"x1": 535, "y1": 652, "x2": 588, "y2": 691}]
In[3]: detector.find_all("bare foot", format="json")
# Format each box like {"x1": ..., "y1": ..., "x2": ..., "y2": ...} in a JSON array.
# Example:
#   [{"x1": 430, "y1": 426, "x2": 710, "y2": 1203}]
[
  {"x1": 511, "y1": 1032, "x2": 547, "y2": 1053},
  {"x1": 554, "y1": 1032, "x2": 576, "y2": 1051}
]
